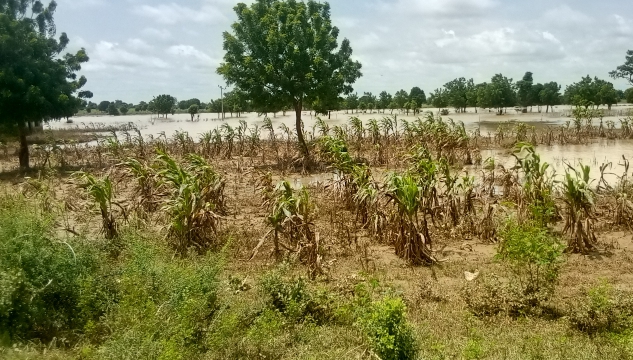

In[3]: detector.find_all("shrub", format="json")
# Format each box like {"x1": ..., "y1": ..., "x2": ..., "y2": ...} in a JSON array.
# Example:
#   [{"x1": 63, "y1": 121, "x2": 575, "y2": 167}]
[
  {"x1": 260, "y1": 270, "x2": 334, "y2": 325},
  {"x1": 97, "y1": 236, "x2": 222, "y2": 360},
  {"x1": 465, "y1": 220, "x2": 564, "y2": 316},
  {"x1": 0, "y1": 196, "x2": 98, "y2": 343},
  {"x1": 568, "y1": 281, "x2": 633, "y2": 334},
  {"x1": 358, "y1": 296, "x2": 418, "y2": 360}
]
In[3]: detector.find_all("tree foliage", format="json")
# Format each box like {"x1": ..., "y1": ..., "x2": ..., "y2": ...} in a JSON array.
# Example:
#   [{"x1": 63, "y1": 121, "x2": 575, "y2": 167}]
[
  {"x1": 516, "y1": 72, "x2": 534, "y2": 108},
  {"x1": 625, "y1": 88, "x2": 633, "y2": 104},
  {"x1": 217, "y1": 0, "x2": 362, "y2": 156},
  {"x1": 610, "y1": 50, "x2": 633, "y2": 86},
  {"x1": 565, "y1": 76, "x2": 618, "y2": 109},
  {"x1": 409, "y1": 87, "x2": 426, "y2": 106},
  {"x1": 0, "y1": 0, "x2": 92, "y2": 168},
  {"x1": 150, "y1": 94, "x2": 177, "y2": 117}
]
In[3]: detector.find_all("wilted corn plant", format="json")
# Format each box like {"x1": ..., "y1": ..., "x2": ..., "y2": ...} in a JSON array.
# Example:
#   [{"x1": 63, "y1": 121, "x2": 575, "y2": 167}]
[
  {"x1": 119, "y1": 157, "x2": 158, "y2": 212},
  {"x1": 155, "y1": 151, "x2": 226, "y2": 252},
  {"x1": 562, "y1": 164, "x2": 597, "y2": 253},
  {"x1": 385, "y1": 172, "x2": 437, "y2": 265},
  {"x1": 76, "y1": 172, "x2": 118, "y2": 239},
  {"x1": 252, "y1": 181, "x2": 322, "y2": 278},
  {"x1": 512, "y1": 143, "x2": 556, "y2": 226}
]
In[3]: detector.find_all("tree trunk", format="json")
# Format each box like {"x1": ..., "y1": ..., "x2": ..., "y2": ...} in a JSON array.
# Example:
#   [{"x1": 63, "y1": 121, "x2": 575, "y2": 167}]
[
  {"x1": 294, "y1": 100, "x2": 309, "y2": 157},
  {"x1": 19, "y1": 124, "x2": 29, "y2": 170}
]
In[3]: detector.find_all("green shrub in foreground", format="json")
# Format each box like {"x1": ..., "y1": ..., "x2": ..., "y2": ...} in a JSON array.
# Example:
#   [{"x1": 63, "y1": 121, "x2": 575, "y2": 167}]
[
  {"x1": 0, "y1": 196, "x2": 98, "y2": 343},
  {"x1": 358, "y1": 297, "x2": 418, "y2": 360},
  {"x1": 568, "y1": 281, "x2": 633, "y2": 334},
  {"x1": 97, "y1": 237, "x2": 222, "y2": 360}
]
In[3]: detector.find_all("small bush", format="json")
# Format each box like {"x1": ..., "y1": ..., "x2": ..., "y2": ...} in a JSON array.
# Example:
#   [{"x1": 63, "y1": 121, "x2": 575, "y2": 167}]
[
  {"x1": 358, "y1": 297, "x2": 418, "y2": 360},
  {"x1": 465, "y1": 220, "x2": 564, "y2": 316},
  {"x1": 97, "y1": 236, "x2": 222, "y2": 360},
  {"x1": 497, "y1": 219, "x2": 564, "y2": 306},
  {"x1": 568, "y1": 281, "x2": 633, "y2": 334},
  {"x1": 0, "y1": 196, "x2": 98, "y2": 343},
  {"x1": 260, "y1": 270, "x2": 335, "y2": 325}
]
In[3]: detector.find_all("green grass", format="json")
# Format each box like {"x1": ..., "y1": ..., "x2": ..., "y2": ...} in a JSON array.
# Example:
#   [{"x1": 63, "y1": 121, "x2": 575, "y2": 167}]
[{"x1": 2, "y1": 195, "x2": 633, "y2": 360}]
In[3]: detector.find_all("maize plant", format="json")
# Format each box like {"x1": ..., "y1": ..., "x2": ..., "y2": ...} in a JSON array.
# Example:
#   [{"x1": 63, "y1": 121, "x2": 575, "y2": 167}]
[
  {"x1": 562, "y1": 164, "x2": 597, "y2": 253},
  {"x1": 253, "y1": 181, "x2": 322, "y2": 278},
  {"x1": 119, "y1": 157, "x2": 158, "y2": 212},
  {"x1": 512, "y1": 143, "x2": 556, "y2": 226},
  {"x1": 155, "y1": 151, "x2": 226, "y2": 252},
  {"x1": 385, "y1": 172, "x2": 437, "y2": 265},
  {"x1": 76, "y1": 172, "x2": 119, "y2": 239}
]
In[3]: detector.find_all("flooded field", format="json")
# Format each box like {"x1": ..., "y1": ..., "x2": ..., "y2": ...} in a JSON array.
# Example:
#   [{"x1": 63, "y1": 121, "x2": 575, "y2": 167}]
[{"x1": 53, "y1": 104, "x2": 633, "y2": 139}]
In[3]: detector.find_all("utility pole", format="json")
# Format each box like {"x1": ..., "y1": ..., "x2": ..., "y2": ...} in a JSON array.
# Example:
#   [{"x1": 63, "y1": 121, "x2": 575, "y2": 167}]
[{"x1": 218, "y1": 85, "x2": 225, "y2": 120}]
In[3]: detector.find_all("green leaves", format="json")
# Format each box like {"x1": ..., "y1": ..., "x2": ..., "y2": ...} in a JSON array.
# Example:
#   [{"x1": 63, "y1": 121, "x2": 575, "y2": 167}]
[{"x1": 609, "y1": 49, "x2": 633, "y2": 86}]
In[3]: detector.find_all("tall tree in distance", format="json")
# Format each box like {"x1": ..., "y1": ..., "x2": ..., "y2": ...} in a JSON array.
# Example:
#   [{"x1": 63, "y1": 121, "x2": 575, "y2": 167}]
[
  {"x1": 150, "y1": 95, "x2": 177, "y2": 118},
  {"x1": 539, "y1": 82, "x2": 561, "y2": 113},
  {"x1": 217, "y1": 0, "x2": 362, "y2": 158},
  {"x1": 626, "y1": 88, "x2": 633, "y2": 104},
  {"x1": 0, "y1": 0, "x2": 92, "y2": 169},
  {"x1": 516, "y1": 72, "x2": 534, "y2": 110},
  {"x1": 444, "y1": 77, "x2": 468, "y2": 113},
  {"x1": 378, "y1": 91, "x2": 392, "y2": 113},
  {"x1": 610, "y1": 50, "x2": 633, "y2": 86},
  {"x1": 409, "y1": 87, "x2": 426, "y2": 107}
]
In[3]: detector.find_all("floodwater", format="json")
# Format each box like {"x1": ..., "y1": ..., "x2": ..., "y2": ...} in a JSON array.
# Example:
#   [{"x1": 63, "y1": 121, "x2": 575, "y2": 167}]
[
  {"x1": 52, "y1": 104, "x2": 633, "y2": 139},
  {"x1": 50, "y1": 105, "x2": 633, "y2": 185}
]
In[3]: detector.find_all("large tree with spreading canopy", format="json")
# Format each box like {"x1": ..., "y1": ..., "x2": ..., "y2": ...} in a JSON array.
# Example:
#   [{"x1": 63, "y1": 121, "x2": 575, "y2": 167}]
[
  {"x1": 217, "y1": 0, "x2": 362, "y2": 157},
  {"x1": 0, "y1": 0, "x2": 92, "y2": 169}
]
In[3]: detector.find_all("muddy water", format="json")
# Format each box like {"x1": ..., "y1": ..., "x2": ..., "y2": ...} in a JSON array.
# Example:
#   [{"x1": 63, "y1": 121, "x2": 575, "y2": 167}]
[
  {"x1": 52, "y1": 104, "x2": 633, "y2": 140},
  {"x1": 480, "y1": 139, "x2": 633, "y2": 186},
  {"x1": 51, "y1": 106, "x2": 633, "y2": 186}
]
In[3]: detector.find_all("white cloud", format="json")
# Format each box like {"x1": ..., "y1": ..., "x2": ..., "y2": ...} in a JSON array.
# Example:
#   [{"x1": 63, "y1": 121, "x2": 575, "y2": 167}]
[
  {"x1": 542, "y1": 31, "x2": 561, "y2": 44},
  {"x1": 389, "y1": 0, "x2": 497, "y2": 17},
  {"x1": 542, "y1": 5, "x2": 592, "y2": 26},
  {"x1": 126, "y1": 38, "x2": 153, "y2": 51},
  {"x1": 167, "y1": 45, "x2": 213, "y2": 62},
  {"x1": 84, "y1": 41, "x2": 169, "y2": 72},
  {"x1": 133, "y1": 3, "x2": 226, "y2": 24},
  {"x1": 141, "y1": 27, "x2": 172, "y2": 40}
]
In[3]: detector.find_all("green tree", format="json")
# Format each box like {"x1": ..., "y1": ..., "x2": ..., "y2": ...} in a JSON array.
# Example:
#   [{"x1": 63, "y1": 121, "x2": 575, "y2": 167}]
[
  {"x1": 539, "y1": 82, "x2": 561, "y2": 113},
  {"x1": 516, "y1": 72, "x2": 534, "y2": 109},
  {"x1": 610, "y1": 50, "x2": 633, "y2": 86},
  {"x1": 409, "y1": 100, "x2": 418, "y2": 115},
  {"x1": 178, "y1": 100, "x2": 188, "y2": 110},
  {"x1": 151, "y1": 94, "x2": 177, "y2": 117},
  {"x1": 625, "y1": 88, "x2": 633, "y2": 104},
  {"x1": 0, "y1": 0, "x2": 91, "y2": 168},
  {"x1": 428, "y1": 88, "x2": 448, "y2": 110},
  {"x1": 119, "y1": 105, "x2": 129, "y2": 115},
  {"x1": 444, "y1": 77, "x2": 468, "y2": 112},
  {"x1": 564, "y1": 76, "x2": 616, "y2": 109},
  {"x1": 378, "y1": 91, "x2": 392, "y2": 113},
  {"x1": 480, "y1": 74, "x2": 516, "y2": 114},
  {"x1": 388, "y1": 101, "x2": 398, "y2": 114},
  {"x1": 393, "y1": 89, "x2": 409, "y2": 111},
  {"x1": 598, "y1": 82, "x2": 619, "y2": 110},
  {"x1": 532, "y1": 83, "x2": 544, "y2": 111},
  {"x1": 97, "y1": 101, "x2": 110, "y2": 112},
  {"x1": 409, "y1": 87, "x2": 426, "y2": 106},
  {"x1": 368, "y1": 102, "x2": 375, "y2": 113},
  {"x1": 217, "y1": 0, "x2": 362, "y2": 157},
  {"x1": 107, "y1": 103, "x2": 120, "y2": 116},
  {"x1": 188, "y1": 104, "x2": 199, "y2": 121},
  {"x1": 359, "y1": 101, "x2": 367, "y2": 113},
  {"x1": 465, "y1": 80, "x2": 481, "y2": 113},
  {"x1": 346, "y1": 93, "x2": 359, "y2": 113}
]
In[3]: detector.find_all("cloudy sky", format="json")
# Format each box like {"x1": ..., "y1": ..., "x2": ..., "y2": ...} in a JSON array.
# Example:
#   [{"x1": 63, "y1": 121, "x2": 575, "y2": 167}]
[{"x1": 56, "y1": 0, "x2": 633, "y2": 104}]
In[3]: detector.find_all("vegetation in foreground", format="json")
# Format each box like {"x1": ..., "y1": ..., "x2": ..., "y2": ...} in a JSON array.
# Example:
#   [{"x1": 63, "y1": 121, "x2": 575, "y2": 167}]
[{"x1": 2, "y1": 108, "x2": 633, "y2": 358}]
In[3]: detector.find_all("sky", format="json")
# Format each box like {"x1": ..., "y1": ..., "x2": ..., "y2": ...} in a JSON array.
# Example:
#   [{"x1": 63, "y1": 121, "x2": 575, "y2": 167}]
[{"x1": 55, "y1": 0, "x2": 633, "y2": 104}]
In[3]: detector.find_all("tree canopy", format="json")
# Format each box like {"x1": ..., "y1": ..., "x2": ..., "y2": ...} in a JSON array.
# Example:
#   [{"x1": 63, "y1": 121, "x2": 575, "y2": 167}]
[
  {"x1": 409, "y1": 87, "x2": 426, "y2": 106},
  {"x1": 564, "y1": 76, "x2": 618, "y2": 109},
  {"x1": 625, "y1": 88, "x2": 633, "y2": 104},
  {"x1": 150, "y1": 95, "x2": 177, "y2": 117},
  {"x1": 610, "y1": 50, "x2": 633, "y2": 86},
  {"x1": 0, "y1": 0, "x2": 91, "y2": 168},
  {"x1": 217, "y1": 0, "x2": 362, "y2": 156}
]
